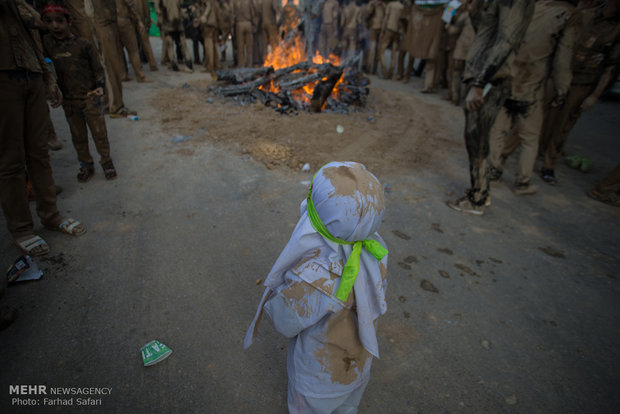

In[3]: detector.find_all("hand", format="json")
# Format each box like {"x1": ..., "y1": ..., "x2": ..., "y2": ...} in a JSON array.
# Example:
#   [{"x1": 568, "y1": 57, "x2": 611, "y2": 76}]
[
  {"x1": 465, "y1": 86, "x2": 485, "y2": 111},
  {"x1": 48, "y1": 83, "x2": 62, "y2": 108},
  {"x1": 580, "y1": 95, "x2": 597, "y2": 112},
  {"x1": 90, "y1": 87, "x2": 104, "y2": 97}
]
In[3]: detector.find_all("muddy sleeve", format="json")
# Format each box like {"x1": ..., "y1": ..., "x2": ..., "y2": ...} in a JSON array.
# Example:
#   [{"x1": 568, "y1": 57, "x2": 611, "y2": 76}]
[
  {"x1": 264, "y1": 271, "x2": 341, "y2": 338},
  {"x1": 470, "y1": 0, "x2": 534, "y2": 87},
  {"x1": 124, "y1": 0, "x2": 142, "y2": 24},
  {"x1": 551, "y1": 17, "x2": 577, "y2": 100}
]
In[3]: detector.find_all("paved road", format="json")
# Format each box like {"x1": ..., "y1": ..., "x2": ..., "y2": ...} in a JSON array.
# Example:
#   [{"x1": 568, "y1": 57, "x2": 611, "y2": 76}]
[{"x1": 1, "y1": 46, "x2": 619, "y2": 413}]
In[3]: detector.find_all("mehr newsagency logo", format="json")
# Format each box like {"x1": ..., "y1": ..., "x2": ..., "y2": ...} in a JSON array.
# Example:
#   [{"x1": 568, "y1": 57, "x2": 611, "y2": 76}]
[{"x1": 9, "y1": 385, "x2": 112, "y2": 407}]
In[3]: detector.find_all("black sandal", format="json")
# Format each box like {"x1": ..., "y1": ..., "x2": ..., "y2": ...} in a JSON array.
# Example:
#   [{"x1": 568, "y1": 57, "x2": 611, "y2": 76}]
[
  {"x1": 103, "y1": 163, "x2": 117, "y2": 180},
  {"x1": 77, "y1": 163, "x2": 95, "y2": 182}
]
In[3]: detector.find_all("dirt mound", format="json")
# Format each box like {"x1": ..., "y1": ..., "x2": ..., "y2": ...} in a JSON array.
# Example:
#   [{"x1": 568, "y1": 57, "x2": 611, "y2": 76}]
[{"x1": 151, "y1": 79, "x2": 461, "y2": 176}]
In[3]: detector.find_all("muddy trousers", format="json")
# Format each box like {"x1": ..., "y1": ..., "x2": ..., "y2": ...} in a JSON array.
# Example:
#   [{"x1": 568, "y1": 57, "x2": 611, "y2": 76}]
[
  {"x1": 319, "y1": 22, "x2": 338, "y2": 57},
  {"x1": 594, "y1": 164, "x2": 620, "y2": 195},
  {"x1": 117, "y1": 17, "x2": 147, "y2": 81},
  {"x1": 463, "y1": 79, "x2": 510, "y2": 205},
  {"x1": 94, "y1": 22, "x2": 125, "y2": 114},
  {"x1": 540, "y1": 83, "x2": 594, "y2": 170},
  {"x1": 489, "y1": 95, "x2": 543, "y2": 185},
  {"x1": 378, "y1": 30, "x2": 399, "y2": 79},
  {"x1": 451, "y1": 59, "x2": 465, "y2": 105},
  {"x1": 165, "y1": 30, "x2": 192, "y2": 67},
  {"x1": 423, "y1": 59, "x2": 437, "y2": 91},
  {"x1": 63, "y1": 96, "x2": 112, "y2": 168},
  {"x1": 65, "y1": 0, "x2": 97, "y2": 48},
  {"x1": 202, "y1": 26, "x2": 220, "y2": 73},
  {"x1": 0, "y1": 72, "x2": 61, "y2": 239},
  {"x1": 342, "y1": 28, "x2": 357, "y2": 59},
  {"x1": 365, "y1": 29, "x2": 381, "y2": 74},
  {"x1": 236, "y1": 21, "x2": 253, "y2": 68},
  {"x1": 137, "y1": 23, "x2": 158, "y2": 70},
  {"x1": 262, "y1": 22, "x2": 279, "y2": 54}
]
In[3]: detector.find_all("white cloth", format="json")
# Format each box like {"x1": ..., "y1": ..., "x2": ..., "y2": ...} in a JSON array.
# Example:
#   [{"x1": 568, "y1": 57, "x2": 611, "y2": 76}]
[{"x1": 244, "y1": 161, "x2": 388, "y2": 399}]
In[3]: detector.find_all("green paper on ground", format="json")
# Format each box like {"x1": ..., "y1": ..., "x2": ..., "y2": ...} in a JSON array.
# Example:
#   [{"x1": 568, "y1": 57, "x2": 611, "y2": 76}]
[{"x1": 141, "y1": 340, "x2": 172, "y2": 366}]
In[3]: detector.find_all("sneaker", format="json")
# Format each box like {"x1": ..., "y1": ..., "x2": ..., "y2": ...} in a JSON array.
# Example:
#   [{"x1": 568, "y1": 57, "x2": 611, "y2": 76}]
[
  {"x1": 541, "y1": 168, "x2": 557, "y2": 185},
  {"x1": 488, "y1": 166, "x2": 503, "y2": 184},
  {"x1": 514, "y1": 182, "x2": 538, "y2": 195},
  {"x1": 447, "y1": 196, "x2": 485, "y2": 216}
]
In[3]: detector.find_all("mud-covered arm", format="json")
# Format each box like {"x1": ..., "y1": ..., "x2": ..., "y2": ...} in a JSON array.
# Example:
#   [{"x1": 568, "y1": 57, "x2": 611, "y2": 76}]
[
  {"x1": 123, "y1": 0, "x2": 142, "y2": 25},
  {"x1": 551, "y1": 17, "x2": 577, "y2": 103},
  {"x1": 469, "y1": 0, "x2": 535, "y2": 87},
  {"x1": 264, "y1": 271, "x2": 341, "y2": 338},
  {"x1": 86, "y1": 40, "x2": 106, "y2": 90}
]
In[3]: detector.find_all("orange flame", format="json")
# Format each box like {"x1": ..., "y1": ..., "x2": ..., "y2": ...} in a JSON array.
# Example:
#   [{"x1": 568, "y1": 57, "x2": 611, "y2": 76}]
[{"x1": 259, "y1": 25, "x2": 344, "y2": 106}]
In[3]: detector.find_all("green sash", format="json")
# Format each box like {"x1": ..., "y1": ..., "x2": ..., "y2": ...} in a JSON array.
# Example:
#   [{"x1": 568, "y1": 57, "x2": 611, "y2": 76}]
[{"x1": 306, "y1": 184, "x2": 388, "y2": 302}]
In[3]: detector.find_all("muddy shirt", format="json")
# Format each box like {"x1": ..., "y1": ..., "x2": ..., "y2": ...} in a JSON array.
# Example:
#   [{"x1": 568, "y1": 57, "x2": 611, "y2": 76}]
[
  {"x1": 264, "y1": 263, "x2": 375, "y2": 399},
  {"x1": 260, "y1": 0, "x2": 278, "y2": 26},
  {"x1": 234, "y1": 0, "x2": 255, "y2": 24},
  {"x1": 452, "y1": 11, "x2": 475, "y2": 61},
  {"x1": 0, "y1": 0, "x2": 44, "y2": 72},
  {"x1": 366, "y1": 0, "x2": 385, "y2": 31},
  {"x1": 116, "y1": 0, "x2": 140, "y2": 23},
  {"x1": 42, "y1": 34, "x2": 105, "y2": 100},
  {"x1": 156, "y1": 0, "x2": 184, "y2": 31},
  {"x1": 342, "y1": 3, "x2": 360, "y2": 32},
  {"x1": 464, "y1": 0, "x2": 535, "y2": 87},
  {"x1": 571, "y1": 6, "x2": 620, "y2": 85},
  {"x1": 91, "y1": 0, "x2": 118, "y2": 26},
  {"x1": 383, "y1": 0, "x2": 403, "y2": 33},
  {"x1": 200, "y1": 0, "x2": 220, "y2": 28},
  {"x1": 322, "y1": 0, "x2": 339, "y2": 25},
  {"x1": 510, "y1": 0, "x2": 576, "y2": 102}
]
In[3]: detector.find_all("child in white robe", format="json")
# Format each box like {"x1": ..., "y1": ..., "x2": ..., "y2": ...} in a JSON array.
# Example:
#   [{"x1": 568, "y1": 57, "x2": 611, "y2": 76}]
[{"x1": 245, "y1": 161, "x2": 389, "y2": 413}]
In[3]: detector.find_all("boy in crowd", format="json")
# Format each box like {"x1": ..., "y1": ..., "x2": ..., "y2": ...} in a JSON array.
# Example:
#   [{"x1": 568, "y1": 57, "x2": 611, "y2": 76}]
[{"x1": 41, "y1": 1, "x2": 117, "y2": 182}]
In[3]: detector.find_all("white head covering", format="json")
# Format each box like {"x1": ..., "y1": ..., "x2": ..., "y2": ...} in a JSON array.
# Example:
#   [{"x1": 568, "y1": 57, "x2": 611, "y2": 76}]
[{"x1": 244, "y1": 161, "x2": 388, "y2": 358}]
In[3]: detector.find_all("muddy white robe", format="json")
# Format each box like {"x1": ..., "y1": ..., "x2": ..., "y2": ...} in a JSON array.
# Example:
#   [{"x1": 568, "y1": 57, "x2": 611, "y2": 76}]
[{"x1": 245, "y1": 161, "x2": 388, "y2": 405}]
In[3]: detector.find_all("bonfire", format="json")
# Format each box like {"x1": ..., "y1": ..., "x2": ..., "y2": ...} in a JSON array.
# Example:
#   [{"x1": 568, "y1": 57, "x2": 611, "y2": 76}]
[{"x1": 212, "y1": 17, "x2": 369, "y2": 114}]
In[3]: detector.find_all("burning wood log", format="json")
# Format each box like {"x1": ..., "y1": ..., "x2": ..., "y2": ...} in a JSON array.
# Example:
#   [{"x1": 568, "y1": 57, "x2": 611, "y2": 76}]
[{"x1": 310, "y1": 65, "x2": 343, "y2": 112}]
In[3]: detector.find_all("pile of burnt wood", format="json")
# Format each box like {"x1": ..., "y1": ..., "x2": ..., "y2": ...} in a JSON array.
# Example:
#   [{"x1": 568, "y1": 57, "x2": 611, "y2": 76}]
[{"x1": 210, "y1": 55, "x2": 370, "y2": 114}]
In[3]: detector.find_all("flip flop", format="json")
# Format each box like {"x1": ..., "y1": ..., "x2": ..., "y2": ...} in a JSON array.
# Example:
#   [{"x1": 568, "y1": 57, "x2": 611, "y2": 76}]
[
  {"x1": 15, "y1": 235, "x2": 49, "y2": 256},
  {"x1": 47, "y1": 218, "x2": 87, "y2": 237}
]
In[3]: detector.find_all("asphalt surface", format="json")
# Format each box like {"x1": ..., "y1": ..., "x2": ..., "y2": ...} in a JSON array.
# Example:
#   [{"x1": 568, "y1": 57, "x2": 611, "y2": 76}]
[{"x1": 1, "y1": 40, "x2": 619, "y2": 413}]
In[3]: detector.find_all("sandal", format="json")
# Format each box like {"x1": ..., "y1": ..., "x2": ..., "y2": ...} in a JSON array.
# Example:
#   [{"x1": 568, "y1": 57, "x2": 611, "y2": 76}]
[
  {"x1": 15, "y1": 235, "x2": 49, "y2": 256},
  {"x1": 103, "y1": 163, "x2": 117, "y2": 180},
  {"x1": 46, "y1": 218, "x2": 87, "y2": 237},
  {"x1": 109, "y1": 106, "x2": 137, "y2": 118},
  {"x1": 77, "y1": 163, "x2": 95, "y2": 182},
  {"x1": 587, "y1": 189, "x2": 620, "y2": 207}
]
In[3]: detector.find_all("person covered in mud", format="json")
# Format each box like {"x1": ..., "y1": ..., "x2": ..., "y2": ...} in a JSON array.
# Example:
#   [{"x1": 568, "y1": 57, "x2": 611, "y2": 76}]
[
  {"x1": 1, "y1": 0, "x2": 87, "y2": 258},
  {"x1": 539, "y1": 0, "x2": 620, "y2": 186},
  {"x1": 244, "y1": 161, "x2": 389, "y2": 413},
  {"x1": 41, "y1": 2, "x2": 117, "y2": 182},
  {"x1": 446, "y1": 0, "x2": 535, "y2": 215},
  {"x1": 486, "y1": 0, "x2": 577, "y2": 196}
]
